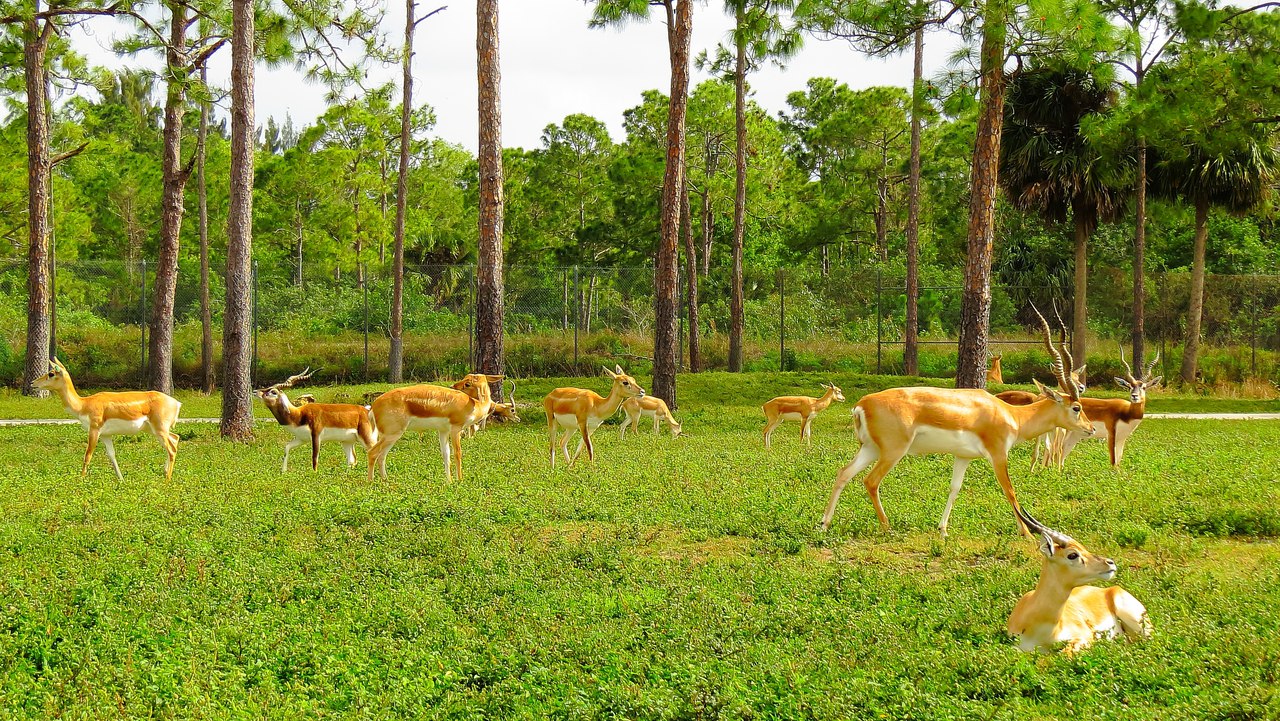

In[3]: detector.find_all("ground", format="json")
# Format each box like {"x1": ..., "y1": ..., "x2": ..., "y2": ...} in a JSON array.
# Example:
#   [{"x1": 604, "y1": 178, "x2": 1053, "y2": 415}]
[{"x1": 0, "y1": 372, "x2": 1277, "y2": 719}]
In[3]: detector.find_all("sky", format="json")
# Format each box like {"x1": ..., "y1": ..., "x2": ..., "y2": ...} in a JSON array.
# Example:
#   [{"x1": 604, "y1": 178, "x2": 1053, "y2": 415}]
[{"x1": 69, "y1": 1, "x2": 961, "y2": 153}]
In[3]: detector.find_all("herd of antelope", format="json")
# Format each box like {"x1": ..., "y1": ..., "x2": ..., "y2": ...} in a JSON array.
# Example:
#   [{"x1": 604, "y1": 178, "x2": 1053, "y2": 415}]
[{"x1": 33, "y1": 303, "x2": 1167, "y2": 653}]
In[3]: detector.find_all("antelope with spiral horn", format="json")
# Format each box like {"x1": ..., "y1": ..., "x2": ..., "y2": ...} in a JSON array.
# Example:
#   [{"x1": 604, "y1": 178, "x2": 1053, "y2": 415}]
[
  {"x1": 1007, "y1": 505, "x2": 1151, "y2": 653},
  {"x1": 821, "y1": 304, "x2": 1094, "y2": 536},
  {"x1": 1044, "y1": 347, "x2": 1161, "y2": 468},
  {"x1": 33, "y1": 357, "x2": 182, "y2": 481},
  {"x1": 466, "y1": 379, "x2": 521, "y2": 438},
  {"x1": 255, "y1": 368, "x2": 377, "y2": 472}
]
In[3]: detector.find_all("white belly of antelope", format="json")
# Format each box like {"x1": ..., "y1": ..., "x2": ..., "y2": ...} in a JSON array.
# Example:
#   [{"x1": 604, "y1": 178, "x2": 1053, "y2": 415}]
[
  {"x1": 907, "y1": 426, "x2": 988, "y2": 459},
  {"x1": 90, "y1": 417, "x2": 149, "y2": 437},
  {"x1": 404, "y1": 416, "x2": 452, "y2": 433},
  {"x1": 290, "y1": 426, "x2": 360, "y2": 443},
  {"x1": 780, "y1": 412, "x2": 805, "y2": 422}
]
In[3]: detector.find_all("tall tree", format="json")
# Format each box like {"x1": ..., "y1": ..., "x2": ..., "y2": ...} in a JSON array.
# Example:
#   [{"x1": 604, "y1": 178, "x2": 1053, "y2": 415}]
[
  {"x1": 591, "y1": 0, "x2": 694, "y2": 407},
  {"x1": 197, "y1": 64, "x2": 213, "y2": 393},
  {"x1": 475, "y1": 0, "x2": 503, "y2": 388},
  {"x1": 391, "y1": 2, "x2": 445, "y2": 383},
  {"x1": 1000, "y1": 66, "x2": 1129, "y2": 371},
  {"x1": 904, "y1": 26, "x2": 923, "y2": 375},
  {"x1": 2, "y1": 0, "x2": 119, "y2": 395},
  {"x1": 221, "y1": 0, "x2": 254, "y2": 439}
]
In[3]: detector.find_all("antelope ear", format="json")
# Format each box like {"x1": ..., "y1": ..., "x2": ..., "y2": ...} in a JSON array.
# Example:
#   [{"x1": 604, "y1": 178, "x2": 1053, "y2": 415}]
[
  {"x1": 1146, "y1": 376, "x2": 1163, "y2": 389},
  {"x1": 52, "y1": 356, "x2": 66, "y2": 370},
  {"x1": 1114, "y1": 377, "x2": 1132, "y2": 389},
  {"x1": 614, "y1": 364, "x2": 624, "y2": 375},
  {"x1": 485, "y1": 374, "x2": 504, "y2": 382},
  {"x1": 1075, "y1": 364, "x2": 1087, "y2": 377},
  {"x1": 1036, "y1": 532, "x2": 1059, "y2": 558},
  {"x1": 1033, "y1": 379, "x2": 1062, "y2": 402},
  {"x1": 602, "y1": 366, "x2": 617, "y2": 378}
]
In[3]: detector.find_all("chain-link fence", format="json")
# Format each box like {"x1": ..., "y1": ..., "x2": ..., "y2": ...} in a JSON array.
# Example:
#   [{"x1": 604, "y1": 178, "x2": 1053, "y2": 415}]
[{"x1": 0, "y1": 258, "x2": 1277, "y2": 387}]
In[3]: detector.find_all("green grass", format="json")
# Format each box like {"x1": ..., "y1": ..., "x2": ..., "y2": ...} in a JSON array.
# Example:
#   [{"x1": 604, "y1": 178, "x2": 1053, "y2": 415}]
[{"x1": 1, "y1": 373, "x2": 1278, "y2": 718}]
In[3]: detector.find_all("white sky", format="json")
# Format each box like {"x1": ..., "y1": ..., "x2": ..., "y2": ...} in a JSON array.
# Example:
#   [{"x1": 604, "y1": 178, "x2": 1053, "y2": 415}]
[{"x1": 69, "y1": 1, "x2": 960, "y2": 153}]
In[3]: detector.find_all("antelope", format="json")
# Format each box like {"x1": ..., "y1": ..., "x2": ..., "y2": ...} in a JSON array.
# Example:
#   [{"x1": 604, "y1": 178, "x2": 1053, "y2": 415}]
[
  {"x1": 366, "y1": 373, "x2": 502, "y2": 484},
  {"x1": 619, "y1": 394, "x2": 682, "y2": 438},
  {"x1": 986, "y1": 353, "x2": 1004, "y2": 384},
  {"x1": 763, "y1": 383, "x2": 846, "y2": 449},
  {"x1": 544, "y1": 365, "x2": 645, "y2": 468},
  {"x1": 1008, "y1": 506, "x2": 1151, "y2": 654},
  {"x1": 820, "y1": 306, "x2": 1094, "y2": 537},
  {"x1": 466, "y1": 379, "x2": 520, "y2": 438},
  {"x1": 1046, "y1": 348, "x2": 1162, "y2": 468},
  {"x1": 34, "y1": 357, "x2": 181, "y2": 481},
  {"x1": 994, "y1": 312, "x2": 1087, "y2": 470},
  {"x1": 254, "y1": 368, "x2": 377, "y2": 472}
]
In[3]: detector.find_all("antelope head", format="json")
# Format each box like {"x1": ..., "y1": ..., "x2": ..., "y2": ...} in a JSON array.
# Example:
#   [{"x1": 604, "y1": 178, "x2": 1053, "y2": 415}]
[
  {"x1": 1016, "y1": 506, "x2": 1116, "y2": 584},
  {"x1": 1032, "y1": 304, "x2": 1094, "y2": 436},
  {"x1": 254, "y1": 367, "x2": 315, "y2": 408},
  {"x1": 604, "y1": 364, "x2": 645, "y2": 399},
  {"x1": 34, "y1": 356, "x2": 71, "y2": 392},
  {"x1": 489, "y1": 379, "x2": 522, "y2": 423},
  {"x1": 820, "y1": 382, "x2": 846, "y2": 402},
  {"x1": 1114, "y1": 347, "x2": 1162, "y2": 404}
]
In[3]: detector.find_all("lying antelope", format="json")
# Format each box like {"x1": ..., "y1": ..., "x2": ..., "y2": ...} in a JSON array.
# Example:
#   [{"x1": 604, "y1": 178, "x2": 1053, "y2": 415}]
[
  {"x1": 254, "y1": 368, "x2": 377, "y2": 472},
  {"x1": 1046, "y1": 348, "x2": 1161, "y2": 468},
  {"x1": 544, "y1": 365, "x2": 644, "y2": 468},
  {"x1": 821, "y1": 305, "x2": 1094, "y2": 537},
  {"x1": 763, "y1": 383, "x2": 845, "y2": 449},
  {"x1": 366, "y1": 373, "x2": 502, "y2": 484},
  {"x1": 34, "y1": 357, "x2": 181, "y2": 481},
  {"x1": 986, "y1": 353, "x2": 1004, "y2": 385},
  {"x1": 466, "y1": 379, "x2": 520, "y2": 438},
  {"x1": 619, "y1": 395, "x2": 682, "y2": 438},
  {"x1": 1008, "y1": 506, "x2": 1151, "y2": 653}
]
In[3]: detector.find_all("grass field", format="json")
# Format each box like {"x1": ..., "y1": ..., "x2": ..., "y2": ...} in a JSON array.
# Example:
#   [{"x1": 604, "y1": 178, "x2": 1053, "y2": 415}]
[{"x1": 1, "y1": 373, "x2": 1278, "y2": 719}]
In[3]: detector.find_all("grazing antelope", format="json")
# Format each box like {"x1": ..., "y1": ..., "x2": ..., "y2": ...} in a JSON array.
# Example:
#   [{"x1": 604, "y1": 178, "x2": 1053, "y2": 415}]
[
  {"x1": 986, "y1": 353, "x2": 1004, "y2": 385},
  {"x1": 1008, "y1": 506, "x2": 1151, "y2": 654},
  {"x1": 821, "y1": 306, "x2": 1094, "y2": 537},
  {"x1": 544, "y1": 365, "x2": 645, "y2": 468},
  {"x1": 762, "y1": 383, "x2": 845, "y2": 449},
  {"x1": 34, "y1": 357, "x2": 181, "y2": 481},
  {"x1": 466, "y1": 379, "x2": 520, "y2": 438},
  {"x1": 366, "y1": 373, "x2": 502, "y2": 484},
  {"x1": 254, "y1": 368, "x2": 377, "y2": 472},
  {"x1": 619, "y1": 394, "x2": 682, "y2": 438},
  {"x1": 1046, "y1": 348, "x2": 1162, "y2": 468}
]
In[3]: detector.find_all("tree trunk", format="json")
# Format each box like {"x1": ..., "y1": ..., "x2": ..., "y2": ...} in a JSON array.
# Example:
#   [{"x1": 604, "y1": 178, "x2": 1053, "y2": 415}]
[
  {"x1": 22, "y1": 19, "x2": 52, "y2": 397},
  {"x1": 955, "y1": 0, "x2": 1007, "y2": 389},
  {"x1": 1071, "y1": 209, "x2": 1089, "y2": 373},
  {"x1": 653, "y1": 0, "x2": 692, "y2": 407},
  {"x1": 681, "y1": 180, "x2": 699, "y2": 372},
  {"x1": 728, "y1": 2, "x2": 747, "y2": 373},
  {"x1": 875, "y1": 178, "x2": 888, "y2": 261},
  {"x1": 198, "y1": 66, "x2": 214, "y2": 394},
  {"x1": 475, "y1": 0, "x2": 504, "y2": 389},
  {"x1": 1180, "y1": 196, "x2": 1209, "y2": 385},
  {"x1": 222, "y1": 0, "x2": 255, "y2": 440},
  {"x1": 903, "y1": 27, "x2": 923, "y2": 377},
  {"x1": 149, "y1": 0, "x2": 189, "y2": 395},
  {"x1": 390, "y1": 0, "x2": 415, "y2": 384},
  {"x1": 699, "y1": 190, "x2": 713, "y2": 281},
  {"x1": 1132, "y1": 140, "x2": 1147, "y2": 366}
]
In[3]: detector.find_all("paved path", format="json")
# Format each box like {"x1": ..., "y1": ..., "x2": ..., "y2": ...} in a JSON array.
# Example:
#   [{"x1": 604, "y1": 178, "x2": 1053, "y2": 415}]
[
  {"x1": 0, "y1": 418, "x2": 271, "y2": 427},
  {"x1": 1143, "y1": 413, "x2": 1280, "y2": 420}
]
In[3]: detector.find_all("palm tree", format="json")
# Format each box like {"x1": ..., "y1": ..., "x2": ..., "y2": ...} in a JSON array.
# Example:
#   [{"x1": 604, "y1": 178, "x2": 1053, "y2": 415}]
[
  {"x1": 1150, "y1": 138, "x2": 1277, "y2": 384},
  {"x1": 1000, "y1": 66, "x2": 1130, "y2": 372}
]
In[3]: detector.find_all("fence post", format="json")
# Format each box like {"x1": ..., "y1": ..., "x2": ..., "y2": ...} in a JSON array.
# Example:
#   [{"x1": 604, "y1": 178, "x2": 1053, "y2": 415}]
[
  {"x1": 252, "y1": 260, "x2": 259, "y2": 388},
  {"x1": 573, "y1": 265, "x2": 580, "y2": 369},
  {"x1": 1251, "y1": 301, "x2": 1258, "y2": 376},
  {"x1": 779, "y1": 267, "x2": 786, "y2": 372},
  {"x1": 363, "y1": 261, "x2": 370, "y2": 382},
  {"x1": 562, "y1": 268, "x2": 569, "y2": 331},
  {"x1": 140, "y1": 259, "x2": 147, "y2": 382},
  {"x1": 876, "y1": 269, "x2": 883, "y2": 375}
]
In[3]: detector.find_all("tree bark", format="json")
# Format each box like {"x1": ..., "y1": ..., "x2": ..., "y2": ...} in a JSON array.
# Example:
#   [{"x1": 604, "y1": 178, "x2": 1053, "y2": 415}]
[
  {"x1": 955, "y1": 0, "x2": 1007, "y2": 389},
  {"x1": 149, "y1": 0, "x2": 189, "y2": 394},
  {"x1": 390, "y1": 0, "x2": 415, "y2": 384},
  {"x1": 681, "y1": 179, "x2": 699, "y2": 372},
  {"x1": 903, "y1": 27, "x2": 923, "y2": 377},
  {"x1": 198, "y1": 66, "x2": 214, "y2": 394},
  {"x1": 475, "y1": 0, "x2": 504, "y2": 390},
  {"x1": 728, "y1": 1, "x2": 747, "y2": 373},
  {"x1": 1132, "y1": 140, "x2": 1147, "y2": 366},
  {"x1": 1071, "y1": 209, "x2": 1089, "y2": 373},
  {"x1": 1180, "y1": 196, "x2": 1209, "y2": 385},
  {"x1": 221, "y1": 0, "x2": 255, "y2": 440},
  {"x1": 653, "y1": 0, "x2": 692, "y2": 407},
  {"x1": 22, "y1": 18, "x2": 52, "y2": 397}
]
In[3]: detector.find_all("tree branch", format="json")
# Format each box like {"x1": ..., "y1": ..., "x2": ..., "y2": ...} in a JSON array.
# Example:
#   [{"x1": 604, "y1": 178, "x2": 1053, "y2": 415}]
[{"x1": 51, "y1": 141, "x2": 89, "y2": 166}]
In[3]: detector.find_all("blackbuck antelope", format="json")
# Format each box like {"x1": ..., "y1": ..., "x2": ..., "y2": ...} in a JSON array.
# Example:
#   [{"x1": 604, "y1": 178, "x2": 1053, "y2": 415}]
[
  {"x1": 821, "y1": 306, "x2": 1094, "y2": 536},
  {"x1": 254, "y1": 368, "x2": 377, "y2": 472},
  {"x1": 1008, "y1": 506, "x2": 1151, "y2": 653},
  {"x1": 762, "y1": 383, "x2": 845, "y2": 449},
  {"x1": 994, "y1": 314, "x2": 1088, "y2": 470},
  {"x1": 466, "y1": 379, "x2": 520, "y2": 438},
  {"x1": 986, "y1": 353, "x2": 1004, "y2": 385},
  {"x1": 366, "y1": 373, "x2": 502, "y2": 483},
  {"x1": 1046, "y1": 348, "x2": 1161, "y2": 468},
  {"x1": 619, "y1": 395, "x2": 682, "y2": 438},
  {"x1": 544, "y1": 365, "x2": 644, "y2": 467},
  {"x1": 34, "y1": 357, "x2": 182, "y2": 481}
]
